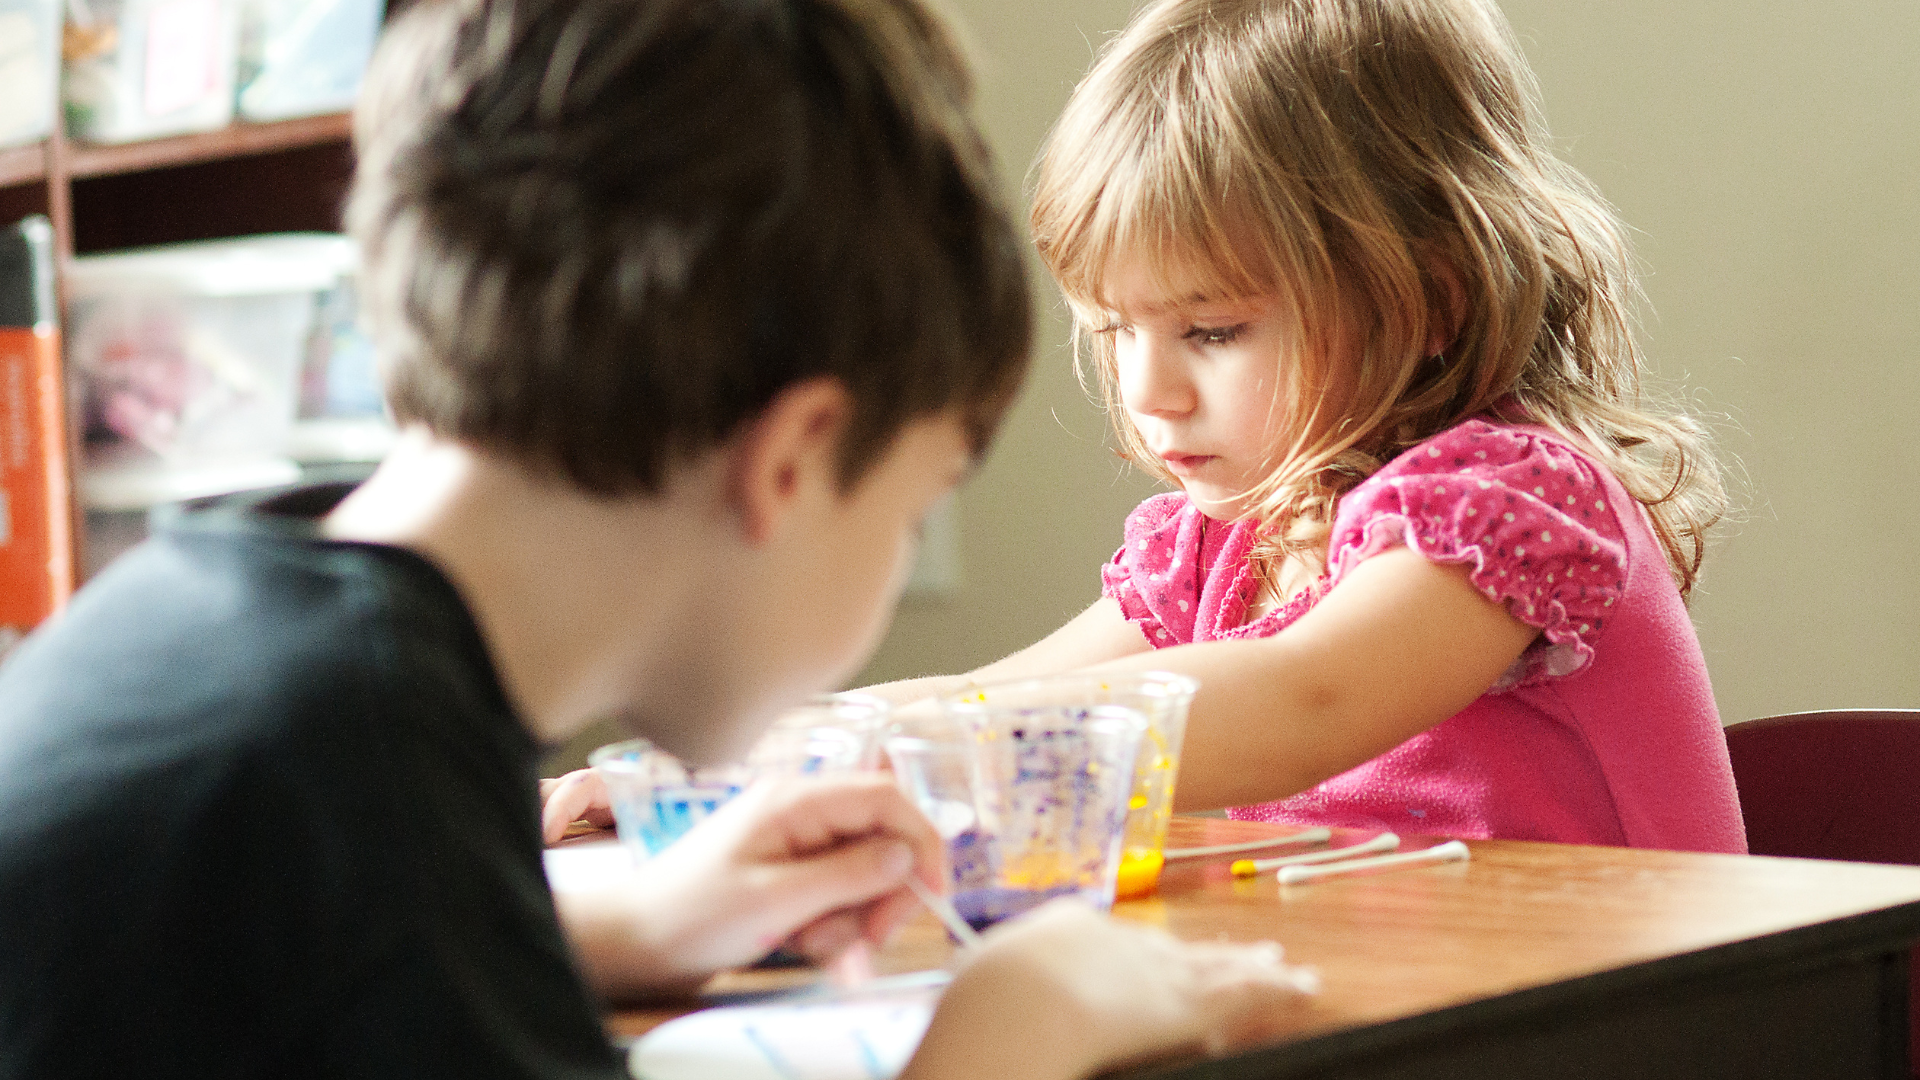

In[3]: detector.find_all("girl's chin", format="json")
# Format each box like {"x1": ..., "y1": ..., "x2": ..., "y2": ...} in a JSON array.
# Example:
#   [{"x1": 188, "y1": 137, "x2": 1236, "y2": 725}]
[{"x1": 1178, "y1": 484, "x2": 1259, "y2": 522}]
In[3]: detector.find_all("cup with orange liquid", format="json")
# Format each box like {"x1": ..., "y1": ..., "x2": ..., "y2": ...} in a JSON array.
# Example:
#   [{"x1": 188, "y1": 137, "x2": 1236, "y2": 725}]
[{"x1": 943, "y1": 673, "x2": 1197, "y2": 900}]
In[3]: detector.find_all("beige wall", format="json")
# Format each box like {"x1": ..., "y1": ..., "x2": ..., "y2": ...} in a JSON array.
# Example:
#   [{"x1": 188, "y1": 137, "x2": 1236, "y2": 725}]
[
  {"x1": 853, "y1": 0, "x2": 1163, "y2": 686},
  {"x1": 1495, "y1": 1, "x2": 1920, "y2": 721},
  {"x1": 856, "y1": 0, "x2": 1920, "y2": 724}
]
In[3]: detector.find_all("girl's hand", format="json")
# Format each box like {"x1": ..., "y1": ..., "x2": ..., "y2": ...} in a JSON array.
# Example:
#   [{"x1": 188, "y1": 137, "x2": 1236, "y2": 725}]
[
  {"x1": 904, "y1": 901, "x2": 1315, "y2": 1080},
  {"x1": 552, "y1": 774, "x2": 945, "y2": 998},
  {"x1": 540, "y1": 768, "x2": 614, "y2": 843}
]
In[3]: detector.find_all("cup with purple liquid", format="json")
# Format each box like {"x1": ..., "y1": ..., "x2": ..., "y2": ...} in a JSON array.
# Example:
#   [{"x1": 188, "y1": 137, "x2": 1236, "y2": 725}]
[
  {"x1": 949, "y1": 672, "x2": 1197, "y2": 899},
  {"x1": 885, "y1": 731, "x2": 994, "y2": 907}
]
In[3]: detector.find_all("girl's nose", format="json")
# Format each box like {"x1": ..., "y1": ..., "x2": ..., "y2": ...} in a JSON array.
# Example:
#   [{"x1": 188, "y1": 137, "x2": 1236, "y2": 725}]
[{"x1": 1116, "y1": 331, "x2": 1196, "y2": 419}]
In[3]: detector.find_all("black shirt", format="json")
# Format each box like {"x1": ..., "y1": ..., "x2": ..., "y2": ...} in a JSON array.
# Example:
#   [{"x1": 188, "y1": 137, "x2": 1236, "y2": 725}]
[{"x1": 0, "y1": 485, "x2": 625, "y2": 1079}]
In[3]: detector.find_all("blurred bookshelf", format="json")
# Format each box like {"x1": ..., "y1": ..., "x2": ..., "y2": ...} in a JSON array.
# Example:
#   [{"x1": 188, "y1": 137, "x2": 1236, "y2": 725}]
[{"x1": 1, "y1": 114, "x2": 362, "y2": 578}]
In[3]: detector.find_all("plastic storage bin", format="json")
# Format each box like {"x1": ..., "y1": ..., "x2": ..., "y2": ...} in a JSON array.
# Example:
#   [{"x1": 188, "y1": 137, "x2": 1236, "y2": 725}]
[
  {"x1": 236, "y1": 0, "x2": 382, "y2": 121},
  {"x1": 284, "y1": 266, "x2": 388, "y2": 465},
  {"x1": 0, "y1": 0, "x2": 59, "y2": 148},
  {"x1": 65, "y1": 233, "x2": 361, "y2": 510},
  {"x1": 63, "y1": 0, "x2": 239, "y2": 144}
]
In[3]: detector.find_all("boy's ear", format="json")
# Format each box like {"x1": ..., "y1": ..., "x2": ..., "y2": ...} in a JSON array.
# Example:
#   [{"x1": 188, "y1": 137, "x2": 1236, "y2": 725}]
[{"x1": 724, "y1": 377, "x2": 854, "y2": 545}]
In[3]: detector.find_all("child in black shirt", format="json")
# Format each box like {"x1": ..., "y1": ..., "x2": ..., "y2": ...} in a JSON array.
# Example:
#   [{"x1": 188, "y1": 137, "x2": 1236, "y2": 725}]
[{"x1": 0, "y1": 0, "x2": 1307, "y2": 1076}]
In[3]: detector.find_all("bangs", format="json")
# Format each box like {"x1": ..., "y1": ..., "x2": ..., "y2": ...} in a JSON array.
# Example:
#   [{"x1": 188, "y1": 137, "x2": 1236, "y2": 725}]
[
  {"x1": 1036, "y1": 61, "x2": 1305, "y2": 319},
  {"x1": 1033, "y1": 26, "x2": 1321, "y2": 324}
]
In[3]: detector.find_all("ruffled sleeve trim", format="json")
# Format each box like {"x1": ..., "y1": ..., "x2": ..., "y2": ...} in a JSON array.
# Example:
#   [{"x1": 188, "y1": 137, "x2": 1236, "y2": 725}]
[
  {"x1": 1101, "y1": 492, "x2": 1189, "y2": 648},
  {"x1": 1102, "y1": 550, "x2": 1173, "y2": 646},
  {"x1": 1326, "y1": 421, "x2": 1631, "y2": 690}
]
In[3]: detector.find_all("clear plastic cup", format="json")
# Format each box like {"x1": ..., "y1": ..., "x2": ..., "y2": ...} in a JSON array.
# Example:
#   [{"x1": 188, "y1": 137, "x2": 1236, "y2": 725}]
[
  {"x1": 944, "y1": 673, "x2": 1196, "y2": 899},
  {"x1": 590, "y1": 693, "x2": 886, "y2": 865},
  {"x1": 752, "y1": 692, "x2": 890, "y2": 772},
  {"x1": 934, "y1": 698, "x2": 1146, "y2": 930},
  {"x1": 886, "y1": 735, "x2": 993, "y2": 901},
  {"x1": 589, "y1": 739, "x2": 752, "y2": 862}
]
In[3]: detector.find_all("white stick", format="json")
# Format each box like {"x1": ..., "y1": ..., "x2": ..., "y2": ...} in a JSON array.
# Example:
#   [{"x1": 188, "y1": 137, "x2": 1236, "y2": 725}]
[
  {"x1": 904, "y1": 875, "x2": 984, "y2": 948},
  {"x1": 1276, "y1": 840, "x2": 1471, "y2": 885},
  {"x1": 1236, "y1": 832, "x2": 1399, "y2": 875},
  {"x1": 1162, "y1": 828, "x2": 1333, "y2": 860}
]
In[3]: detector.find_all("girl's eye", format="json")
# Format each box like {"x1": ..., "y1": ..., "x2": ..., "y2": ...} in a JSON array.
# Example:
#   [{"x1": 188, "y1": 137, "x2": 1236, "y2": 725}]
[
  {"x1": 1186, "y1": 324, "x2": 1246, "y2": 346},
  {"x1": 1092, "y1": 321, "x2": 1130, "y2": 337}
]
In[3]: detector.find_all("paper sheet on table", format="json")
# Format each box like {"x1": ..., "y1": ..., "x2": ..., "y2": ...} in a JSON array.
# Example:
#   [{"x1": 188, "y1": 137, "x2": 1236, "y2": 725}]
[
  {"x1": 543, "y1": 841, "x2": 641, "y2": 892},
  {"x1": 628, "y1": 974, "x2": 948, "y2": 1080}
]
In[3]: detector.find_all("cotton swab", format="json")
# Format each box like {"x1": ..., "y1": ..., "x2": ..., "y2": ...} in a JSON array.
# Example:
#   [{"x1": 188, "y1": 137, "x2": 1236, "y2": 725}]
[
  {"x1": 1162, "y1": 828, "x2": 1333, "y2": 861},
  {"x1": 1276, "y1": 839, "x2": 1471, "y2": 885},
  {"x1": 1230, "y1": 832, "x2": 1400, "y2": 877},
  {"x1": 904, "y1": 875, "x2": 984, "y2": 948}
]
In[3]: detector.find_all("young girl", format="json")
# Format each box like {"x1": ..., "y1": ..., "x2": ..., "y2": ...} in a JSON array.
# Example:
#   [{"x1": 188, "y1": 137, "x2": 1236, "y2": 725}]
[{"x1": 872, "y1": 0, "x2": 1746, "y2": 853}]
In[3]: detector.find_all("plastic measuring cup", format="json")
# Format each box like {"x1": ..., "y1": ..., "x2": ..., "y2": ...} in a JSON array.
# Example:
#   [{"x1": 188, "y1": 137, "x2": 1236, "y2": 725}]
[
  {"x1": 935, "y1": 697, "x2": 1146, "y2": 929},
  {"x1": 944, "y1": 672, "x2": 1196, "y2": 898},
  {"x1": 590, "y1": 693, "x2": 884, "y2": 864}
]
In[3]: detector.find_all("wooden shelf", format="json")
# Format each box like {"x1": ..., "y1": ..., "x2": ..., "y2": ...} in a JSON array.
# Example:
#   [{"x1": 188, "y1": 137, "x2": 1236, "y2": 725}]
[
  {"x1": 66, "y1": 113, "x2": 353, "y2": 180},
  {"x1": 0, "y1": 141, "x2": 49, "y2": 190},
  {"x1": 6, "y1": 115, "x2": 356, "y2": 258}
]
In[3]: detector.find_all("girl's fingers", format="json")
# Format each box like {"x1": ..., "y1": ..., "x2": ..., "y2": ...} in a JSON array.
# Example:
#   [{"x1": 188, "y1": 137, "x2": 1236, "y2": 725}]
[{"x1": 540, "y1": 769, "x2": 611, "y2": 844}]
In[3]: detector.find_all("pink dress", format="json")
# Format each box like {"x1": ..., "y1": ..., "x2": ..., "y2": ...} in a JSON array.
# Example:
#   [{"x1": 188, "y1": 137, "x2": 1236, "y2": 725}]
[{"x1": 1101, "y1": 419, "x2": 1747, "y2": 853}]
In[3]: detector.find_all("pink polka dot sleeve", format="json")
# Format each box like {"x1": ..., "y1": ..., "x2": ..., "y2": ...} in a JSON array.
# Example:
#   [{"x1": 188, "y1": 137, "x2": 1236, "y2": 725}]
[
  {"x1": 1327, "y1": 421, "x2": 1630, "y2": 689},
  {"x1": 1100, "y1": 492, "x2": 1187, "y2": 645}
]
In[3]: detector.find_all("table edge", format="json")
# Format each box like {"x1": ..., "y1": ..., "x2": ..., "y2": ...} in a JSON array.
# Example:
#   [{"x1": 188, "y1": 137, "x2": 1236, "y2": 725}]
[{"x1": 1113, "y1": 897, "x2": 1920, "y2": 1080}]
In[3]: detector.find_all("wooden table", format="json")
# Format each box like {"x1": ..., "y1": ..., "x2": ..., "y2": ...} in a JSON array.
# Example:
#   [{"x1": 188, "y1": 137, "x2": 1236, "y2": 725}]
[{"x1": 607, "y1": 817, "x2": 1920, "y2": 1079}]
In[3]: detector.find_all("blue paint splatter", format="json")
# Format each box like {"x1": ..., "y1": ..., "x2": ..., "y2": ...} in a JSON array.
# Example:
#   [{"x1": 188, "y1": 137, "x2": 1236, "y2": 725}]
[
  {"x1": 851, "y1": 1029, "x2": 887, "y2": 1080},
  {"x1": 741, "y1": 1024, "x2": 802, "y2": 1080}
]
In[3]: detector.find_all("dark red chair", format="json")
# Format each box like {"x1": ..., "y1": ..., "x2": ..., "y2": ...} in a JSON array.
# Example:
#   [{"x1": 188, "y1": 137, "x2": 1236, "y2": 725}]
[{"x1": 1725, "y1": 709, "x2": 1920, "y2": 1078}]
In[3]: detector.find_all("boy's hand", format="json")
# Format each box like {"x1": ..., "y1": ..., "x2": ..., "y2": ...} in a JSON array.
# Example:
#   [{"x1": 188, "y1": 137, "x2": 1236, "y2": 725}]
[
  {"x1": 540, "y1": 769, "x2": 614, "y2": 842},
  {"x1": 552, "y1": 774, "x2": 945, "y2": 998},
  {"x1": 904, "y1": 901, "x2": 1316, "y2": 1080}
]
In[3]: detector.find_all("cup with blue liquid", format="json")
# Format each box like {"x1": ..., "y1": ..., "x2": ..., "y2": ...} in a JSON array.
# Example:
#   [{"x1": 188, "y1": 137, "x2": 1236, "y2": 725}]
[
  {"x1": 591, "y1": 692, "x2": 887, "y2": 864},
  {"x1": 890, "y1": 699, "x2": 1145, "y2": 933}
]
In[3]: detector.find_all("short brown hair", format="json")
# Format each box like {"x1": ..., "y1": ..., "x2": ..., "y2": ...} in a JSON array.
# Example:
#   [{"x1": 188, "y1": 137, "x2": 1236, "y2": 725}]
[{"x1": 349, "y1": 0, "x2": 1030, "y2": 493}]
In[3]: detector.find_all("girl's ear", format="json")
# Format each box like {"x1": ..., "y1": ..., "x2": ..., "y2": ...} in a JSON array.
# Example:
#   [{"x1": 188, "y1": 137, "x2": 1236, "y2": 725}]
[
  {"x1": 722, "y1": 377, "x2": 853, "y2": 545},
  {"x1": 1426, "y1": 256, "x2": 1467, "y2": 358}
]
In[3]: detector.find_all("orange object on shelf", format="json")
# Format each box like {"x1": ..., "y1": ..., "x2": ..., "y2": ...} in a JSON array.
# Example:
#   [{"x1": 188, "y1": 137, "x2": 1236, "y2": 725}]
[{"x1": 0, "y1": 215, "x2": 73, "y2": 654}]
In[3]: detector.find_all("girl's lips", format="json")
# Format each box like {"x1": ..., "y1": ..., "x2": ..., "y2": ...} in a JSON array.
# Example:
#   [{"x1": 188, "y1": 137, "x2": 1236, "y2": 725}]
[{"x1": 1161, "y1": 453, "x2": 1215, "y2": 477}]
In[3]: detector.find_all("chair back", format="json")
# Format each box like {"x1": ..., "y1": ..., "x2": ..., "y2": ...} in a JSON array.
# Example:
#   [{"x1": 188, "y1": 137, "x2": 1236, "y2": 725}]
[
  {"x1": 1726, "y1": 709, "x2": 1920, "y2": 864},
  {"x1": 1725, "y1": 709, "x2": 1920, "y2": 1078}
]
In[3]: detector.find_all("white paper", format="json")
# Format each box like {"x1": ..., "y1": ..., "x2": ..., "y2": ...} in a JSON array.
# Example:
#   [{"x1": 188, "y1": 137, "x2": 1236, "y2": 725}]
[
  {"x1": 542, "y1": 840, "x2": 641, "y2": 893},
  {"x1": 629, "y1": 976, "x2": 947, "y2": 1080}
]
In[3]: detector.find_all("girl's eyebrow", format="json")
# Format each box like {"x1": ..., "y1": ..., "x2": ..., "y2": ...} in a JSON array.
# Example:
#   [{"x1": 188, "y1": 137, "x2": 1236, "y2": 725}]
[{"x1": 1099, "y1": 290, "x2": 1228, "y2": 319}]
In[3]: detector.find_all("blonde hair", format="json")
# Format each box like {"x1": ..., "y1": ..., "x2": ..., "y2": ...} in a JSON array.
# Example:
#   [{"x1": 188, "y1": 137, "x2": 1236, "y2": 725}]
[{"x1": 1031, "y1": 0, "x2": 1725, "y2": 598}]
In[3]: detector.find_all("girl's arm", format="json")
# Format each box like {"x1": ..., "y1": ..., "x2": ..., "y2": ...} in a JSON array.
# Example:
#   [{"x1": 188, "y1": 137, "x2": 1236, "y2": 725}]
[
  {"x1": 862, "y1": 597, "x2": 1152, "y2": 704},
  {"x1": 1085, "y1": 546, "x2": 1539, "y2": 811},
  {"x1": 540, "y1": 603, "x2": 1147, "y2": 841}
]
